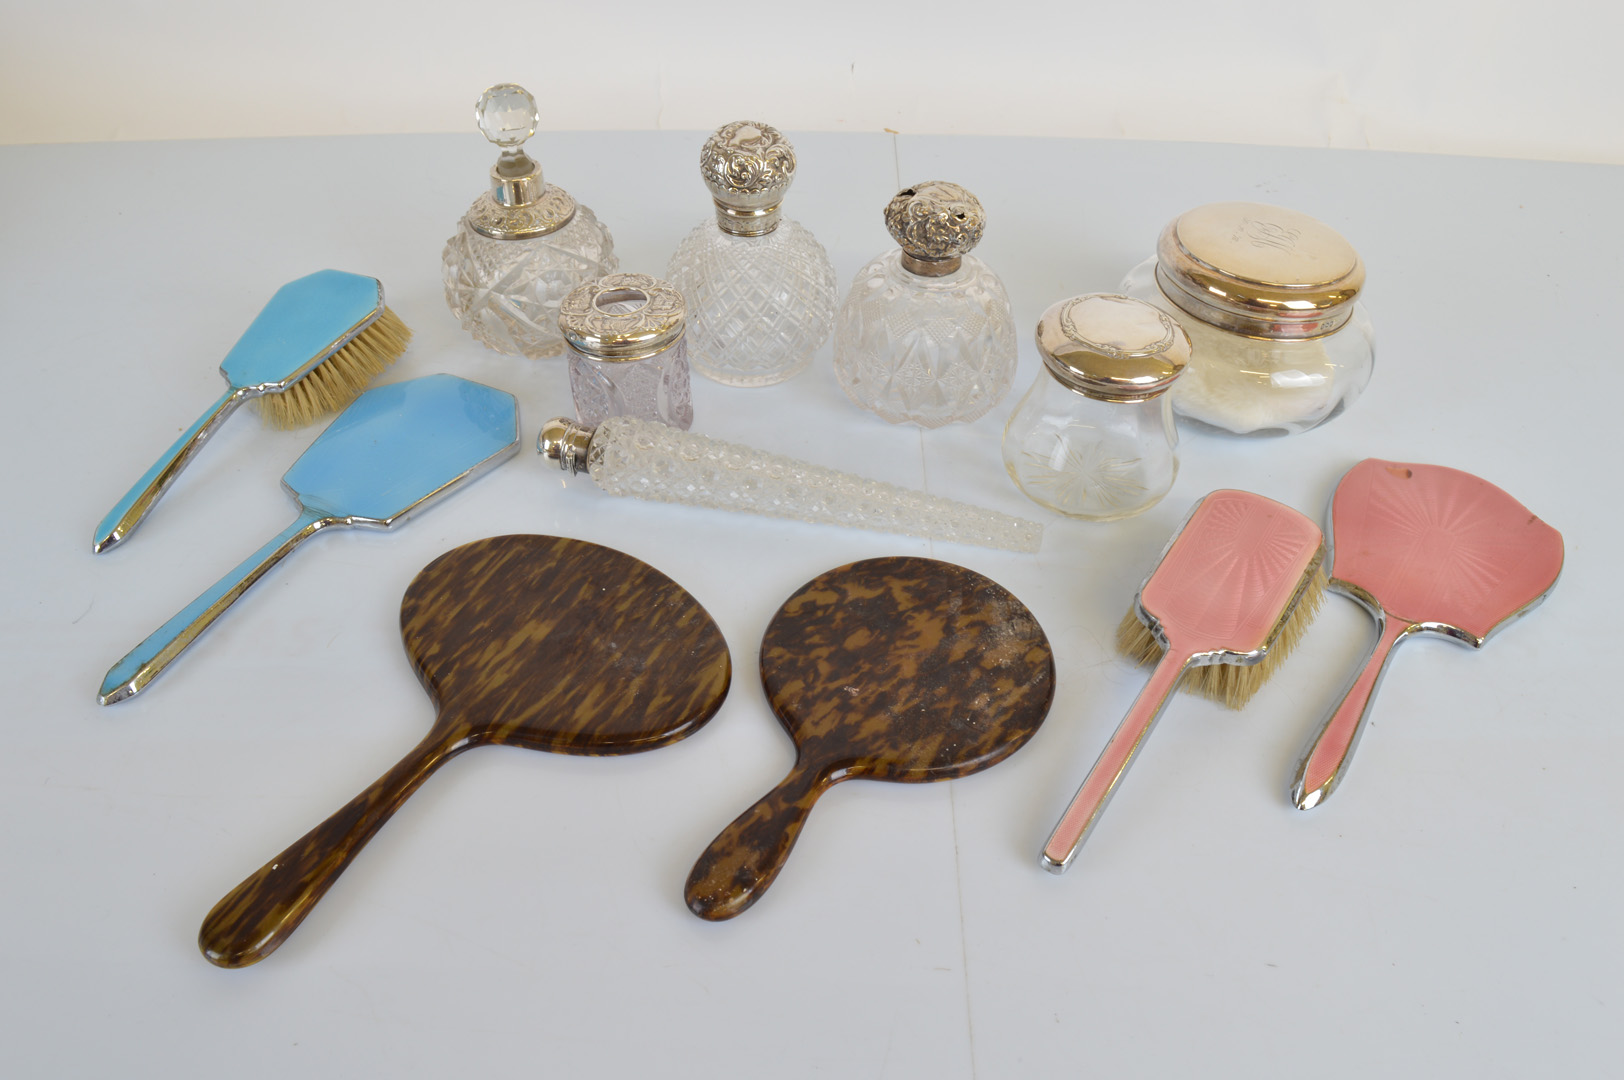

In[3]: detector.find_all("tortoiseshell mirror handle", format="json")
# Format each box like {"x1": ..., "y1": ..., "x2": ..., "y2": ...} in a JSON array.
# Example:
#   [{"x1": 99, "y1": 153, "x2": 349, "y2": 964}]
[
  {"x1": 199, "y1": 727, "x2": 468, "y2": 967},
  {"x1": 1291, "y1": 619, "x2": 1410, "y2": 810},
  {"x1": 685, "y1": 761, "x2": 834, "y2": 922}
]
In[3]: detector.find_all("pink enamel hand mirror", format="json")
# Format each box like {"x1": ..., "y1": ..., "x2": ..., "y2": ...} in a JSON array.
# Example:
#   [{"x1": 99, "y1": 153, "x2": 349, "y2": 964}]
[{"x1": 1290, "y1": 459, "x2": 1564, "y2": 810}]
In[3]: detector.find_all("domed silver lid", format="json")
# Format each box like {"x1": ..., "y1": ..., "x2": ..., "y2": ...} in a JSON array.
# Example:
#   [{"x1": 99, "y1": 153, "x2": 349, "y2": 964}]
[
  {"x1": 884, "y1": 181, "x2": 986, "y2": 277},
  {"x1": 1036, "y1": 294, "x2": 1190, "y2": 402},
  {"x1": 700, "y1": 121, "x2": 797, "y2": 236},
  {"x1": 464, "y1": 83, "x2": 577, "y2": 241}
]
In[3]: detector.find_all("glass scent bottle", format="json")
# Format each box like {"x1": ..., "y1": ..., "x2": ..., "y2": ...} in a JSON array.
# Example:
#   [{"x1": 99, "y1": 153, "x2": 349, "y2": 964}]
[
  {"x1": 442, "y1": 83, "x2": 618, "y2": 359},
  {"x1": 1121, "y1": 201, "x2": 1374, "y2": 436},
  {"x1": 665, "y1": 121, "x2": 837, "y2": 387},
  {"x1": 560, "y1": 273, "x2": 693, "y2": 431},
  {"x1": 834, "y1": 182, "x2": 1017, "y2": 427},
  {"x1": 1003, "y1": 293, "x2": 1190, "y2": 521}
]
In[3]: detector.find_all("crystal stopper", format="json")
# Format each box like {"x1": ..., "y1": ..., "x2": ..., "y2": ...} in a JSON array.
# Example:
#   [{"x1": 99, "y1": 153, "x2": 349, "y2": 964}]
[
  {"x1": 884, "y1": 181, "x2": 986, "y2": 277},
  {"x1": 464, "y1": 82, "x2": 576, "y2": 240},
  {"x1": 700, "y1": 121, "x2": 797, "y2": 236},
  {"x1": 476, "y1": 84, "x2": 540, "y2": 148}
]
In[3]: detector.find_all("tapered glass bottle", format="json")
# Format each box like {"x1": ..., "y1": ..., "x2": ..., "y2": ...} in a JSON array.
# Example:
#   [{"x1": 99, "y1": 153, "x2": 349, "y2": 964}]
[
  {"x1": 442, "y1": 84, "x2": 618, "y2": 359},
  {"x1": 833, "y1": 182, "x2": 1016, "y2": 427},
  {"x1": 666, "y1": 121, "x2": 836, "y2": 387}
]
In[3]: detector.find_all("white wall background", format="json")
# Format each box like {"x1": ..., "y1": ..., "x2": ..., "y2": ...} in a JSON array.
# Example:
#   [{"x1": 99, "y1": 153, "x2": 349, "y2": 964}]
[{"x1": 4, "y1": 0, "x2": 1622, "y2": 162}]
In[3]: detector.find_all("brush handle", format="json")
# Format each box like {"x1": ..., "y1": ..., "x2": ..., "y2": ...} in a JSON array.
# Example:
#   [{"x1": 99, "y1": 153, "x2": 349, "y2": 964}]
[
  {"x1": 199, "y1": 725, "x2": 472, "y2": 968},
  {"x1": 93, "y1": 387, "x2": 248, "y2": 553},
  {"x1": 684, "y1": 760, "x2": 836, "y2": 921},
  {"x1": 1042, "y1": 649, "x2": 1189, "y2": 873},
  {"x1": 98, "y1": 507, "x2": 331, "y2": 704},
  {"x1": 1291, "y1": 617, "x2": 1411, "y2": 810}
]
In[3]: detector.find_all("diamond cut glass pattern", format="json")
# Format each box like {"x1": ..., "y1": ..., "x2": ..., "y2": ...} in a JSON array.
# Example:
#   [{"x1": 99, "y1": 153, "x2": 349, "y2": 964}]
[
  {"x1": 667, "y1": 219, "x2": 836, "y2": 386},
  {"x1": 833, "y1": 250, "x2": 1016, "y2": 427}
]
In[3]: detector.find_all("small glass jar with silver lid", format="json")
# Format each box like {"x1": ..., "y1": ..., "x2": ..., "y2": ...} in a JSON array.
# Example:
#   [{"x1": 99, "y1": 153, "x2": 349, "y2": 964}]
[
  {"x1": 1120, "y1": 201, "x2": 1373, "y2": 436},
  {"x1": 560, "y1": 273, "x2": 693, "y2": 431},
  {"x1": 1002, "y1": 294, "x2": 1189, "y2": 521}
]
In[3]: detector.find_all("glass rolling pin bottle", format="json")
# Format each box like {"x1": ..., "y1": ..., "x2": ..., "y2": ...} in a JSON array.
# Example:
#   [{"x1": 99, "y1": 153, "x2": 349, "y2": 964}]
[
  {"x1": 833, "y1": 182, "x2": 1017, "y2": 427},
  {"x1": 666, "y1": 121, "x2": 837, "y2": 386},
  {"x1": 442, "y1": 83, "x2": 618, "y2": 359},
  {"x1": 1120, "y1": 201, "x2": 1373, "y2": 436},
  {"x1": 538, "y1": 416, "x2": 1042, "y2": 553}
]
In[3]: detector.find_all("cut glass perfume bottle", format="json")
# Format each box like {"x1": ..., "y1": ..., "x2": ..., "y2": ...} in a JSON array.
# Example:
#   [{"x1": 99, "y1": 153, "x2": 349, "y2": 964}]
[
  {"x1": 442, "y1": 84, "x2": 618, "y2": 359},
  {"x1": 833, "y1": 182, "x2": 1017, "y2": 427},
  {"x1": 666, "y1": 121, "x2": 837, "y2": 386}
]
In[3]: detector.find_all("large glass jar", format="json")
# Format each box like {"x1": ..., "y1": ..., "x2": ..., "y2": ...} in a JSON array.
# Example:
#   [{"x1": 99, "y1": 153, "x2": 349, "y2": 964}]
[
  {"x1": 1121, "y1": 201, "x2": 1373, "y2": 436},
  {"x1": 442, "y1": 84, "x2": 617, "y2": 359},
  {"x1": 1003, "y1": 294, "x2": 1189, "y2": 521},
  {"x1": 666, "y1": 121, "x2": 837, "y2": 387},
  {"x1": 833, "y1": 182, "x2": 1016, "y2": 428},
  {"x1": 560, "y1": 274, "x2": 693, "y2": 431}
]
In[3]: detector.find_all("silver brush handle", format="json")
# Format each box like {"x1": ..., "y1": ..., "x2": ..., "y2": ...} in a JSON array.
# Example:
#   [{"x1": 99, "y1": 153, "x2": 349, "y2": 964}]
[{"x1": 541, "y1": 416, "x2": 1043, "y2": 553}]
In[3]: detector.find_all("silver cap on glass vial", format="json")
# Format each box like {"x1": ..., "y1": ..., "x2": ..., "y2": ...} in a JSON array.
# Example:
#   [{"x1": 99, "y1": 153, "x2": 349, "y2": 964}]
[
  {"x1": 465, "y1": 83, "x2": 578, "y2": 241},
  {"x1": 1036, "y1": 294, "x2": 1190, "y2": 403},
  {"x1": 885, "y1": 181, "x2": 986, "y2": 277},
  {"x1": 700, "y1": 121, "x2": 797, "y2": 236},
  {"x1": 558, "y1": 274, "x2": 687, "y2": 362}
]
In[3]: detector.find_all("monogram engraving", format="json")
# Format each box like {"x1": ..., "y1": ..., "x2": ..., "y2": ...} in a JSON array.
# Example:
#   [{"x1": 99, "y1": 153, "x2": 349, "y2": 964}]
[{"x1": 1237, "y1": 217, "x2": 1301, "y2": 252}]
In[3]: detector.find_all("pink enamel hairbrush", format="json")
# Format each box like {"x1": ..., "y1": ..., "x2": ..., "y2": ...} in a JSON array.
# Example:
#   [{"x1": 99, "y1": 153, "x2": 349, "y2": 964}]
[
  {"x1": 1043, "y1": 490, "x2": 1327, "y2": 872},
  {"x1": 1290, "y1": 459, "x2": 1564, "y2": 810}
]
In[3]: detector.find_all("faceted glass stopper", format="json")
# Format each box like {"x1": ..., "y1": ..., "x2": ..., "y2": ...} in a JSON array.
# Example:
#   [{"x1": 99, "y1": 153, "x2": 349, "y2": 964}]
[{"x1": 476, "y1": 84, "x2": 539, "y2": 148}]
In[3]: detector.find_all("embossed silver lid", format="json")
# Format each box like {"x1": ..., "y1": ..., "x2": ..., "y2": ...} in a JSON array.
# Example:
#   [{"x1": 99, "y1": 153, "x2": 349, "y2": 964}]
[
  {"x1": 465, "y1": 83, "x2": 578, "y2": 241},
  {"x1": 558, "y1": 274, "x2": 686, "y2": 361},
  {"x1": 1154, "y1": 201, "x2": 1364, "y2": 340},
  {"x1": 1036, "y1": 294, "x2": 1190, "y2": 403},
  {"x1": 700, "y1": 121, "x2": 797, "y2": 236},
  {"x1": 885, "y1": 181, "x2": 986, "y2": 277}
]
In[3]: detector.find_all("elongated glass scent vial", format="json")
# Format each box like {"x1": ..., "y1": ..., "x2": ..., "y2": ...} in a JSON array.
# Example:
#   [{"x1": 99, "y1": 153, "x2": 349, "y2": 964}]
[
  {"x1": 1120, "y1": 201, "x2": 1374, "y2": 436},
  {"x1": 666, "y1": 121, "x2": 837, "y2": 387},
  {"x1": 442, "y1": 83, "x2": 618, "y2": 359},
  {"x1": 1003, "y1": 294, "x2": 1189, "y2": 521},
  {"x1": 561, "y1": 273, "x2": 693, "y2": 431},
  {"x1": 833, "y1": 182, "x2": 1017, "y2": 427}
]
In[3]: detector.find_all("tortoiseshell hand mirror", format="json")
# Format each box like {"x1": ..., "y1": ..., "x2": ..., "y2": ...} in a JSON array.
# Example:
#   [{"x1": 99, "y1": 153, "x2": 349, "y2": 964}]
[
  {"x1": 200, "y1": 535, "x2": 731, "y2": 967},
  {"x1": 685, "y1": 557, "x2": 1054, "y2": 921},
  {"x1": 1291, "y1": 460, "x2": 1563, "y2": 810}
]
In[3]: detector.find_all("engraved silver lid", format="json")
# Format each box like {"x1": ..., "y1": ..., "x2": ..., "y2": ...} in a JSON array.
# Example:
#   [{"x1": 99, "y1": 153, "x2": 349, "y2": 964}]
[
  {"x1": 885, "y1": 181, "x2": 986, "y2": 277},
  {"x1": 1154, "y1": 202, "x2": 1364, "y2": 340},
  {"x1": 1036, "y1": 294, "x2": 1190, "y2": 403},
  {"x1": 700, "y1": 121, "x2": 797, "y2": 236},
  {"x1": 558, "y1": 274, "x2": 686, "y2": 361},
  {"x1": 465, "y1": 83, "x2": 578, "y2": 241}
]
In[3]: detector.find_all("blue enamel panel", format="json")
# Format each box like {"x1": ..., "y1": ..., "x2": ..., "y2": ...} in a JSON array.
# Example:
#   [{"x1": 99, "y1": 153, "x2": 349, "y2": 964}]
[
  {"x1": 284, "y1": 374, "x2": 519, "y2": 523},
  {"x1": 219, "y1": 270, "x2": 384, "y2": 390}
]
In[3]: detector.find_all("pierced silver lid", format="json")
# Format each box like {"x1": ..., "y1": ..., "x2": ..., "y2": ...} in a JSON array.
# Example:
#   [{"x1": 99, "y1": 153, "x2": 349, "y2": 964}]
[
  {"x1": 700, "y1": 121, "x2": 797, "y2": 236},
  {"x1": 465, "y1": 83, "x2": 577, "y2": 241},
  {"x1": 885, "y1": 181, "x2": 986, "y2": 277},
  {"x1": 557, "y1": 274, "x2": 686, "y2": 361}
]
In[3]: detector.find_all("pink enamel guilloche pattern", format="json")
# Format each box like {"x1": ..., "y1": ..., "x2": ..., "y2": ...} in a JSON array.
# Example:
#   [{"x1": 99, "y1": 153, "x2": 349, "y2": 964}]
[{"x1": 1291, "y1": 460, "x2": 1564, "y2": 809}]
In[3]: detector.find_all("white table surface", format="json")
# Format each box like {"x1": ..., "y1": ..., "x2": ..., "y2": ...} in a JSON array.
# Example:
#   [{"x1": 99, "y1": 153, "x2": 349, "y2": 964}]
[{"x1": 1, "y1": 131, "x2": 1616, "y2": 1077}]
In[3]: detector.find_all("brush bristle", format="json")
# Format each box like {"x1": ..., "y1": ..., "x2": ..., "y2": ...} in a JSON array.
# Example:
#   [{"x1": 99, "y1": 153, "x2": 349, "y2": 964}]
[
  {"x1": 1116, "y1": 548, "x2": 1327, "y2": 709},
  {"x1": 254, "y1": 306, "x2": 412, "y2": 429}
]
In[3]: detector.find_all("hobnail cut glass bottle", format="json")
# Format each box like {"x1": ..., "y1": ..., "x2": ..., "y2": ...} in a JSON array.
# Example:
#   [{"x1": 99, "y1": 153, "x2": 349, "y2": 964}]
[
  {"x1": 560, "y1": 273, "x2": 693, "y2": 431},
  {"x1": 833, "y1": 182, "x2": 1016, "y2": 428},
  {"x1": 667, "y1": 121, "x2": 837, "y2": 387},
  {"x1": 1120, "y1": 201, "x2": 1374, "y2": 436},
  {"x1": 1003, "y1": 294, "x2": 1190, "y2": 521},
  {"x1": 441, "y1": 84, "x2": 617, "y2": 360}
]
